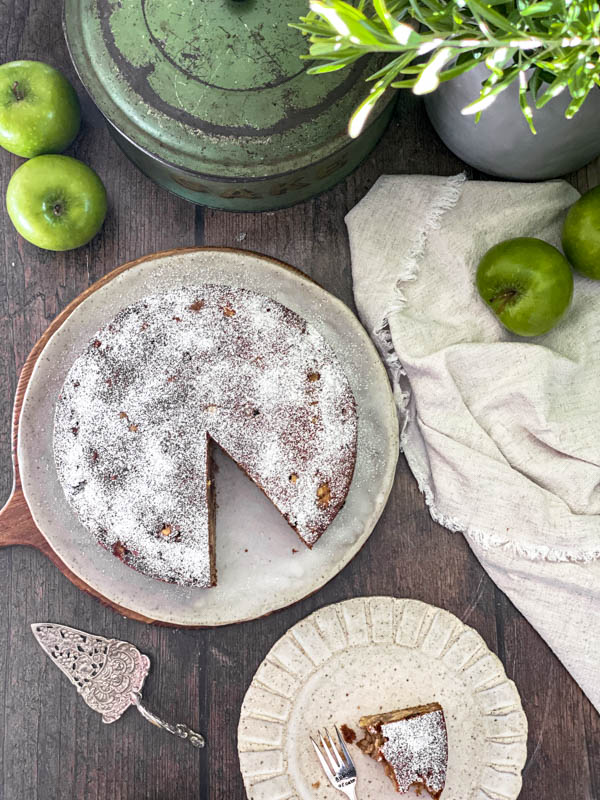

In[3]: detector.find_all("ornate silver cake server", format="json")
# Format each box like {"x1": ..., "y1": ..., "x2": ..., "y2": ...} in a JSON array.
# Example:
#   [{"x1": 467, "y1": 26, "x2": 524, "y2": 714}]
[{"x1": 31, "y1": 622, "x2": 205, "y2": 748}]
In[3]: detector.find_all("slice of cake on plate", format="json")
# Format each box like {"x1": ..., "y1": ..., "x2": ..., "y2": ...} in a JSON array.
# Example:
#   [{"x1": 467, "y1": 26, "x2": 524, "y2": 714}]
[
  {"x1": 356, "y1": 703, "x2": 448, "y2": 798},
  {"x1": 54, "y1": 285, "x2": 357, "y2": 588}
]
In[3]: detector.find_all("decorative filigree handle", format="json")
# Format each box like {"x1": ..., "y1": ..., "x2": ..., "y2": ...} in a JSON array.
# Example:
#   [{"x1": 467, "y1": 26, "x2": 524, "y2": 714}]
[{"x1": 130, "y1": 692, "x2": 205, "y2": 748}]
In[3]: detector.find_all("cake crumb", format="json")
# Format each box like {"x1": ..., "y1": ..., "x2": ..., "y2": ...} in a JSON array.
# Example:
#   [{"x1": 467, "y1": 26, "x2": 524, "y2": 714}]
[
  {"x1": 340, "y1": 724, "x2": 356, "y2": 744},
  {"x1": 317, "y1": 483, "x2": 331, "y2": 507},
  {"x1": 311, "y1": 781, "x2": 320, "y2": 789}
]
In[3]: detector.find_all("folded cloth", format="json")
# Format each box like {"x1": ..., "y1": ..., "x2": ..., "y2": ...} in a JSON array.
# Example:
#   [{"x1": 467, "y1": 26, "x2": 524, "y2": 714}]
[{"x1": 347, "y1": 174, "x2": 600, "y2": 712}]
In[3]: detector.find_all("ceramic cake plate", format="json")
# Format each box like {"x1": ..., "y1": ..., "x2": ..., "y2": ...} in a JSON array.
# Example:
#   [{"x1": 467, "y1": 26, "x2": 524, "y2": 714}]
[
  {"x1": 0, "y1": 248, "x2": 398, "y2": 626},
  {"x1": 238, "y1": 597, "x2": 528, "y2": 800}
]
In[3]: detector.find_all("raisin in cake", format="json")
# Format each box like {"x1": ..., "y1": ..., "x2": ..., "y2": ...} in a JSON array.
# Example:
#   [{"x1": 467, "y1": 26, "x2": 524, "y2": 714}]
[
  {"x1": 54, "y1": 285, "x2": 357, "y2": 588},
  {"x1": 357, "y1": 703, "x2": 448, "y2": 798}
]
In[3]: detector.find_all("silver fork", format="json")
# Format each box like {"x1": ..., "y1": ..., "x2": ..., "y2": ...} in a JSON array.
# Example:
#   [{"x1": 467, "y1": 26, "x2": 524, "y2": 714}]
[{"x1": 310, "y1": 726, "x2": 358, "y2": 799}]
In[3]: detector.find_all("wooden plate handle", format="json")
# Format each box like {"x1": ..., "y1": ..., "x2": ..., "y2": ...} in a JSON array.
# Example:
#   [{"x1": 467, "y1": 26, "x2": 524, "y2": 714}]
[
  {"x1": 0, "y1": 295, "x2": 56, "y2": 553},
  {"x1": 0, "y1": 483, "x2": 48, "y2": 551},
  {"x1": 1, "y1": 248, "x2": 302, "y2": 624},
  {"x1": 0, "y1": 477, "x2": 155, "y2": 622}
]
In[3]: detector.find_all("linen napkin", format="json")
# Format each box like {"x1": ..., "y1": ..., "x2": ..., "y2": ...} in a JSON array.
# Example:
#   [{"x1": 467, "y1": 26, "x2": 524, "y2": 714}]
[{"x1": 346, "y1": 174, "x2": 600, "y2": 712}]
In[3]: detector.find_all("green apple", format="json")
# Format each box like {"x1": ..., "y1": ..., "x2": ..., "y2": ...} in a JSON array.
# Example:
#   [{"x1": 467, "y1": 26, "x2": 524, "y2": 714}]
[
  {"x1": 6, "y1": 155, "x2": 107, "y2": 251},
  {"x1": 476, "y1": 237, "x2": 573, "y2": 337},
  {"x1": 0, "y1": 60, "x2": 80, "y2": 158},
  {"x1": 562, "y1": 185, "x2": 600, "y2": 280}
]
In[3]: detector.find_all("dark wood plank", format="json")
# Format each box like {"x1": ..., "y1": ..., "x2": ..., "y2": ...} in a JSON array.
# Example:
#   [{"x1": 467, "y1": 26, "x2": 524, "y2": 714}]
[
  {"x1": 0, "y1": 3, "x2": 196, "y2": 798},
  {"x1": 0, "y1": 2, "x2": 599, "y2": 799}
]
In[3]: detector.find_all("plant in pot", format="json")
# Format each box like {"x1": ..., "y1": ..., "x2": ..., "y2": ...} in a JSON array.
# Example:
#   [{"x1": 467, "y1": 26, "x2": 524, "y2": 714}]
[{"x1": 293, "y1": 0, "x2": 600, "y2": 179}]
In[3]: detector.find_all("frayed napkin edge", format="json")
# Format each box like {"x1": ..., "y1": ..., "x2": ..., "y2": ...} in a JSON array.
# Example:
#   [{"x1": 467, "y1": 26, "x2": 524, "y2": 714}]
[
  {"x1": 375, "y1": 315, "x2": 600, "y2": 564},
  {"x1": 371, "y1": 173, "x2": 600, "y2": 564}
]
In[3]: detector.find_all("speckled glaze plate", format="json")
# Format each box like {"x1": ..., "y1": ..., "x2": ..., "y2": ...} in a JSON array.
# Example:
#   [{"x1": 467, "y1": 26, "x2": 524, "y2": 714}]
[
  {"x1": 238, "y1": 597, "x2": 528, "y2": 800},
  {"x1": 17, "y1": 249, "x2": 398, "y2": 626}
]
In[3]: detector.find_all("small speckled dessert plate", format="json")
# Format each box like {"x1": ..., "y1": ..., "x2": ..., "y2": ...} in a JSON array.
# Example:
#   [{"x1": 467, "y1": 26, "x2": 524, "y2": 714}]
[
  {"x1": 238, "y1": 597, "x2": 528, "y2": 800},
  {"x1": 15, "y1": 249, "x2": 398, "y2": 626}
]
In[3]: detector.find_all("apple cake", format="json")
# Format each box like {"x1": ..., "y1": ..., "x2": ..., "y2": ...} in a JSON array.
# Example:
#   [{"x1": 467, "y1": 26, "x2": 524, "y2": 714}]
[
  {"x1": 54, "y1": 285, "x2": 357, "y2": 588},
  {"x1": 356, "y1": 703, "x2": 448, "y2": 797}
]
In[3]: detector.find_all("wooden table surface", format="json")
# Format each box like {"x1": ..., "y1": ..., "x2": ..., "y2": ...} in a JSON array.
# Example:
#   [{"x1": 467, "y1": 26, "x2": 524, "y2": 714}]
[{"x1": 1, "y1": 2, "x2": 599, "y2": 799}]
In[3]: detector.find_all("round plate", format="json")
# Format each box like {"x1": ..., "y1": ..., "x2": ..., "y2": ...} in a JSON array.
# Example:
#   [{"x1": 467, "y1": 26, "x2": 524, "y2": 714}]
[
  {"x1": 238, "y1": 597, "x2": 528, "y2": 800},
  {"x1": 18, "y1": 249, "x2": 398, "y2": 626}
]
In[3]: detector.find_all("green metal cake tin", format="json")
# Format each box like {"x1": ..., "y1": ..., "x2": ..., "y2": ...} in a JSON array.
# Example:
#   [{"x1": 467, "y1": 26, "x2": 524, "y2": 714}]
[{"x1": 63, "y1": 0, "x2": 395, "y2": 211}]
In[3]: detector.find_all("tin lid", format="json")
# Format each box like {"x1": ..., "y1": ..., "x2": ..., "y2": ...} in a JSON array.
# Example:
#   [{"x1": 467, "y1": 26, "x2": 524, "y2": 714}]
[{"x1": 64, "y1": 0, "x2": 378, "y2": 179}]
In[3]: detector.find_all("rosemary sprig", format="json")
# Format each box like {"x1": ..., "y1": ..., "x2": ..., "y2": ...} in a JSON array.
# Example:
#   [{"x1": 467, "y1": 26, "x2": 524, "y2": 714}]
[{"x1": 291, "y1": 0, "x2": 600, "y2": 136}]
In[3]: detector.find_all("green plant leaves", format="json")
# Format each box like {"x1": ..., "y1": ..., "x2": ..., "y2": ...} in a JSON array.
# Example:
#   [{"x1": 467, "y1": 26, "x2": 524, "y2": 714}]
[
  {"x1": 519, "y1": 1, "x2": 562, "y2": 18},
  {"x1": 463, "y1": 0, "x2": 524, "y2": 35},
  {"x1": 294, "y1": 0, "x2": 600, "y2": 137},
  {"x1": 413, "y1": 46, "x2": 458, "y2": 93},
  {"x1": 348, "y1": 81, "x2": 390, "y2": 136},
  {"x1": 308, "y1": 1, "x2": 390, "y2": 46}
]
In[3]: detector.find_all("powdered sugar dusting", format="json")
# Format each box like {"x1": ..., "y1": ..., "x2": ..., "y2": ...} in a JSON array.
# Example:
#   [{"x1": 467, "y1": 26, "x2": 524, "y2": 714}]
[
  {"x1": 53, "y1": 285, "x2": 357, "y2": 588},
  {"x1": 381, "y1": 709, "x2": 448, "y2": 796}
]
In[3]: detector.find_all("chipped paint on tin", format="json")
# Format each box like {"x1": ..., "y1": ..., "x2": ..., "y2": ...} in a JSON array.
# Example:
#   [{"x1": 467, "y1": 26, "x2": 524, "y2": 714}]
[{"x1": 64, "y1": 0, "x2": 395, "y2": 210}]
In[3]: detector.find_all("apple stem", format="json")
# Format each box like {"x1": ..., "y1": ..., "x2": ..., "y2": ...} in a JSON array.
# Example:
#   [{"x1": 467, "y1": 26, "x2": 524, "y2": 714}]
[
  {"x1": 53, "y1": 204, "x2": 63, "y2": 217},
  {"x1": 490, "y1": 288, "x2": 518, "y2": 314},
  {"x1": 11, "y1": 81, "x2": 24, "y2": 101}
]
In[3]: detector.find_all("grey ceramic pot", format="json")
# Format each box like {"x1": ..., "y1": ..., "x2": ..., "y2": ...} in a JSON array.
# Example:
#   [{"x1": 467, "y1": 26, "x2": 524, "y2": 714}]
[{"x1": 425, "y1": 63, "x2": 600, "y2": 179}]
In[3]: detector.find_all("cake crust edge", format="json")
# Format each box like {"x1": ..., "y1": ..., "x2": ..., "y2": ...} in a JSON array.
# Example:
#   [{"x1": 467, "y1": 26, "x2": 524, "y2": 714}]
[{"x1": 356, "y1": 702, "x2": 447, "y2": 799}]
